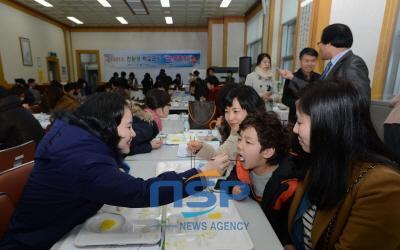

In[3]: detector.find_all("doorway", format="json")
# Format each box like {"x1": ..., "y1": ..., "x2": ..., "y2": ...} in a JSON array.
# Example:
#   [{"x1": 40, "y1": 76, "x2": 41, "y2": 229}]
[
  {"x1": 46, "y1": 56, "x2": 61, "y2": 82},
  {"x1": 0, "y1": 52, "x2": 5, "y2": 84},
  {"x1": 76, "y1": 50, "x2": 101, "y2": 92}
]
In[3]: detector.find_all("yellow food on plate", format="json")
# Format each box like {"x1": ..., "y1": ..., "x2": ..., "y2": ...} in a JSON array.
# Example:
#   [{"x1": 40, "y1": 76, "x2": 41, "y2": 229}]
[
  {"x1": 207, "y1": 212, "x2": 222, "y2": 219},
  {"x1": 99, "y1": 219, "x2": 117, "y2": 232}
]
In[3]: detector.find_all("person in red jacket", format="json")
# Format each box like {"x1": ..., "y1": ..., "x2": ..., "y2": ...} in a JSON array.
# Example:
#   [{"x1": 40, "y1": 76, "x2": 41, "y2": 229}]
[
  {"x1": 205, "y1": 79, "x2": 221, "y2": 116},
  {"x1": 206, "y1": 81, "x2": 220, "y2": 102}
]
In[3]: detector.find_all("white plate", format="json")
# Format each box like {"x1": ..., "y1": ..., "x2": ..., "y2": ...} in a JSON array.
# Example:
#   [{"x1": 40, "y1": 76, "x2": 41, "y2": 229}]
[
  {"x1": 100, "y1": 205, "x2": 127, "y2": 214},
  {"x1": 86, "y1": 213, "x2": 125, "y2": 233},
  {"x1": 165, "y1": 132, "x2": 218, "y2": 145},
  {"x1": 165, "y1": 134, "x2": 187, "y2": 145},
  {"x1": 74, "y1": 209, "x2": 162, "y2": 247},
  {"x1": 176, "y1": 141, "x2": 219, "y2": 158}
]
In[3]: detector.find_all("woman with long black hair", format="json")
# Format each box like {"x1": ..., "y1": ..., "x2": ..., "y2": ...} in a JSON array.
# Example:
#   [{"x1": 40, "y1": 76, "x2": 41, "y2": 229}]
[{"x1": 286, "y1": 80, "x2": 400, "y2": 250}]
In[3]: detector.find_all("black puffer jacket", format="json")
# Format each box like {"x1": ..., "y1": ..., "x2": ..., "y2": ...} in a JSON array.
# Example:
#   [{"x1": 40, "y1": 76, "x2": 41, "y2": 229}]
[
  {"x1": 0, "y1": 95, "x2": 45, "y2": 149},
  {"x1": 127, "y1": 104, "x2": 159, "y2": 155},
  {"x1": 129, "y1": 116, "x2": 159, "y2": 155}
]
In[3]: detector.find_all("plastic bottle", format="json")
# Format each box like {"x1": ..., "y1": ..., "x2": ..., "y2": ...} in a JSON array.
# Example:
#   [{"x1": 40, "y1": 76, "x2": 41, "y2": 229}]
[{"x1": 183, "y1": 115, "x2": 190, "y2": 132}]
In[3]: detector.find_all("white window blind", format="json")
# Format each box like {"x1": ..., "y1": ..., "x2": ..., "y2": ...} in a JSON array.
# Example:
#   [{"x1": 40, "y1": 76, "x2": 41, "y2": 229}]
[
  {"x1": 383, "y1": 11, "x2": 400, "y2": 100},
  {"x1": 246, "y1": 12, "x2": 263, "y2": 45}
]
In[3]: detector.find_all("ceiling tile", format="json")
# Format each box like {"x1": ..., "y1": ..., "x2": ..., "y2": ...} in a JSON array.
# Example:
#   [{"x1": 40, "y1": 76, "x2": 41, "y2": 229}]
[{"x1": 13, "y1": 0, "x2": 256, "y2": 26}]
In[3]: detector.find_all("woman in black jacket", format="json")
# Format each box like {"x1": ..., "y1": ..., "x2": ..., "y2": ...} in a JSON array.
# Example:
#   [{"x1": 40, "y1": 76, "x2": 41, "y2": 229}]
[
  {"x1": 0, "y1": 87, "x2": 45, "y2": 150},
  {"x1": 127, "y1": 102, "x2": 161, "y2": 155}
]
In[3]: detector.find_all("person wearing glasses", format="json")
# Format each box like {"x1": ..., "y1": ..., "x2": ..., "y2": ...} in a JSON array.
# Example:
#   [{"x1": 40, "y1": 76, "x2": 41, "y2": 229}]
[
  {"x1": 283, "y1": 23, "x2": 370, "y2": 101},
  {"x1": 318, "y1": 23, "x2": 370, "y2": 100}
]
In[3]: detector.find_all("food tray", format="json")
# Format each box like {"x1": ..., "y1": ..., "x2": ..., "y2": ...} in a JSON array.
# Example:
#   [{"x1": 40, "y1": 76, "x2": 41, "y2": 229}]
[
  {"x1": 164, "y1": 195, "x2": 254, "y2": 250},
  {"x1": 74, "y1": 206, "x2": 162, "y2": 247}
]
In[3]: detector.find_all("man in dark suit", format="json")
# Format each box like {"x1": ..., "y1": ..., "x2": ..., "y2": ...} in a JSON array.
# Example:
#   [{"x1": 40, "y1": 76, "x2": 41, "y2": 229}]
[
  {"x1": 318, "y1": 23, "x2": 370, "y2": 100},
  {"x1": 282, "y1": 23, "x2": 371, "y2": 101}
]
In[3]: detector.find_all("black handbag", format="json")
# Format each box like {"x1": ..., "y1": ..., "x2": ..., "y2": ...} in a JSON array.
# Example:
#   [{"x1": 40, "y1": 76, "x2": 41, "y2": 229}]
[{"x1": 188, "y1": 101, "x2": 217, "y2": 129}]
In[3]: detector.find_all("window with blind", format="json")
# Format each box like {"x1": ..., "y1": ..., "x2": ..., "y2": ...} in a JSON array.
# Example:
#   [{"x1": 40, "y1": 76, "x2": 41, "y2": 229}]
[
  {"x1": 280, "y1": 19, "x2": 296, "y2": 72},
  {"x1": 246, "y1": 12, "x2": 264, "y2": 65},
  {"x1": 383, "y1": 10, "x2": 400, "y2": 100}
]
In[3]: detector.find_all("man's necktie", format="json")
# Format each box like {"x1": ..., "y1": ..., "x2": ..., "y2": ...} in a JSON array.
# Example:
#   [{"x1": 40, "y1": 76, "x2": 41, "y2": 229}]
[{"x1": 320, "y1": 61, "x2": 333, "y2": 79}]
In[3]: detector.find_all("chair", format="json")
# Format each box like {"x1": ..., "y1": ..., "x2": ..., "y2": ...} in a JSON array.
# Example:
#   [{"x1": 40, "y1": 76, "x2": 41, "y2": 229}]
[
  {"x1": 0, "y1": 140, "x2": 35, "y2": 173},
  {"x1": 0, "y1": 161, "x2": 34, "y2": 237}
]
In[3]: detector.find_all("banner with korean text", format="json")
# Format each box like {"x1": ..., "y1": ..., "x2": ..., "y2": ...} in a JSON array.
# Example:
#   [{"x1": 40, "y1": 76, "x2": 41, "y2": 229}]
[{"x1": 102, "y1": 50, "x2": 203, "y2": 82}]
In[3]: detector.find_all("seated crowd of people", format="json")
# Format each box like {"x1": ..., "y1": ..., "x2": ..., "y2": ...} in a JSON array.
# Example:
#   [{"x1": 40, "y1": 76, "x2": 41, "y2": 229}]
[{"x1": 0, "y1": 23, "x2": 399, "y2": 250}]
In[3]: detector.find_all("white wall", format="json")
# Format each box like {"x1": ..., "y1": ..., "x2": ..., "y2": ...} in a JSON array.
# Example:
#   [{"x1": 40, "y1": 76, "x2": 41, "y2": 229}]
[
  {"x1": 227, "y1": 22, "x2": 245, "y2": 67},
  {"x1": 211, "y1": 24, "x2": 223, "y2": 66},
  {"x1": 0, "y1": 2, "x2": 67, "y2": 83},
  {"x1": 71, "y1": 32, "x2": 208, "y2": 81},
  {"x1": 330, "y1": 0, "x2": 387, "y2": 81}
]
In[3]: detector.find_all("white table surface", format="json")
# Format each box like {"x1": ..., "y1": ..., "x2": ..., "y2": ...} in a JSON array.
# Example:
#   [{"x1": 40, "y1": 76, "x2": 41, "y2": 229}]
[
  {"x1": 125, "y1": 154, "x2": 283, "y2": 250},
  {"x1": 125, "y1": 128, "x2": 220, "y2": 162},
  {"x1": 125, "y1": 145, "x2": 181, "y2": 162},
  {"x1": 169, "y1": 102, "x2": 188, "y2": 111}
]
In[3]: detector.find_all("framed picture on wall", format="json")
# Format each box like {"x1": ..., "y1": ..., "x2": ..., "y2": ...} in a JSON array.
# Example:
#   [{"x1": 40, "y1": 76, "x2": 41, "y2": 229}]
[{"x1": 19, "y1": 37, "x2": 33, "y2": 66}]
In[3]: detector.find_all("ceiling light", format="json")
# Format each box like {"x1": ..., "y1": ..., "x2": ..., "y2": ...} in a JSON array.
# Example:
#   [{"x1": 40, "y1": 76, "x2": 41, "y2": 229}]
[
  {"x1": 67, "y1": 16, "x2": 83, "y2": 25},
  {"x1": 116, "y1": 17, "x2": 128, "y2": 24},
  {"x1": 165, "y1": 16, "x2": 173, "y2": 24},
  {"x1": 220, "y1": 0, "x2": 232, "y2": 8},
  {"x1": 33, "y1": 0, "x2": 53, "y2": 7},
  {"x1": 160, "y1": 0, "x2": 170, "y2": 7},
  {"x1": 97, "y1": 0, "x2": 112, "y2": 7},
  {"x1": 300, "y1": 0, "x2": 313, "y2": 7}
]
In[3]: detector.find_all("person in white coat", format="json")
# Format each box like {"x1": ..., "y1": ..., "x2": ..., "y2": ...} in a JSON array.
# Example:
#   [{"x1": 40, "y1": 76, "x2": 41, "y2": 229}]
[{"x1": 245, "y1": 53, "x2": 278, "y2": 110}]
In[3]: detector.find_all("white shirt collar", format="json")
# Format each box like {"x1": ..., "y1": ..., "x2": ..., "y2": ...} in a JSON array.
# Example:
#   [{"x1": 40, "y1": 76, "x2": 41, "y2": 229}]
[{"x1": 330, "y1": 48, "x2": 352, "y2": 67}]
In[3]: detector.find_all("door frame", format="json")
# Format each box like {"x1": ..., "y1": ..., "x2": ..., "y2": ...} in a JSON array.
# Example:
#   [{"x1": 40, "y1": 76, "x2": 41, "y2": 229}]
[
  {"x1": 75, "y1": 50, "x2": 101, "y2": 82},
  {"x1": 0, "y1": 52, "x2": 15, "y2": 89},
  {"x1": 0, "y1": 52, "x2": 5, "y2": 84},
  {"x1": 46, "y1": 56, "x2": 61, "y2": 82}
]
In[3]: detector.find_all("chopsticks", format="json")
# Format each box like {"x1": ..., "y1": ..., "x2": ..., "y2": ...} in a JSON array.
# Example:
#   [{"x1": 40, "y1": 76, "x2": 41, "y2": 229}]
[
  {"x1": 190, "y1": 135, "x2": 195, "y2": 169},
  {"x1": 160, "y1": 206, "x2": 167, "y2": 250},
  {"x1": 210, "y1": 157, "x2": 237, "y2": 162}
]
